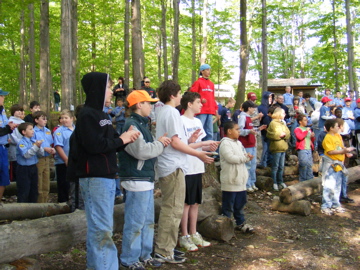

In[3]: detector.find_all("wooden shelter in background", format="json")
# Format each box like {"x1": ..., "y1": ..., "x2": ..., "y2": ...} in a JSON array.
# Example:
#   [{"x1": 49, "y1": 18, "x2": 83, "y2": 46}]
[{"x1": 268, "y1": 78, "x2": 322, "y2": 99}]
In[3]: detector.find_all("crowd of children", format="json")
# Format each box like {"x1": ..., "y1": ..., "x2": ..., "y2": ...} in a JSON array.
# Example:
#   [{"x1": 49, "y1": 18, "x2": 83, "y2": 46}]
[{"x1": 0, "y1": 72, "x2": 358, "y2": 270}]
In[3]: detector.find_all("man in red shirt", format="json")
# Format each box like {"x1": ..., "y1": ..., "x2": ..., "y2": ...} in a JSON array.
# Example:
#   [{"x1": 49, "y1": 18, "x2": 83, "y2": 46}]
[{"x1": 190, "y1": 64, "x2": 218, "y2": 141}]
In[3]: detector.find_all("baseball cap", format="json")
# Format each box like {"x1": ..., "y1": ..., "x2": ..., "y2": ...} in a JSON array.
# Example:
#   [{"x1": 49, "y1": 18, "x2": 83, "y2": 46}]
[
  {"x1": 344, "y1": 97, "x2": 352, "y2": 102},
  {"x1": 127, "y1": 90, "x2": 158, "y2": 107},
  {"x1": 321, "y1": 96, "x2": 332, "y2": 103},
  {"x1": 0, "y1": 88, "x2": 9, "y2": 96},
  {"x1": 356, "y1": 98, "x2": 360, "y2": 103},
  {"x1": 200, "y1": 64, "x2": 211, "y2": 71},
  {"x1": 247, "y1": 92, "x2": 257, "y2": 101}
]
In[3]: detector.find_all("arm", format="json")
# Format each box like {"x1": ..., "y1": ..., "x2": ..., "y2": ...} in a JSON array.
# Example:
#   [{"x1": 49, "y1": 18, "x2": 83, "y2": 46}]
[
  {"x1": 0, "y1": 125, "x2": 13, "y2": 137},
  {"x1": 294, "y1": 127, "x2": 309, "y2": 141},
  {"x1": 238, "y1": 114, "x2": 255, "y2": 136},
  {"x1": 55, "y1": 145, "x2": 68, "y2": 165}
]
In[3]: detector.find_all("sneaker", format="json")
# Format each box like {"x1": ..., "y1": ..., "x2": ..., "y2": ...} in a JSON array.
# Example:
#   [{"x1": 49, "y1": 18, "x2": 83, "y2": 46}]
[
  {"x1": 120, "y1": 262, "x2": 145, "y2": 270},
  {"x1": 321, "y1": 208, "x2": 333, "y2": 216},
  {"x1": 235, "y1": 223, "x2": 254, "y2": 233},
  {"x1": 141, "y1": 257, "x2": 162, "y2": 268},
  {"x1": 178, "y1": 235, "x2": 198, "y2": 251},
  {"x1": 247, "y1": 187, "x2": 255, "y2": 193},
  {"x1": 190, "y1": 232, "x2": 211, "y2": 247},
  {"x1": 332, "y1": 207, "x2": 346, "y2": 213},
  {"x1": 340, "y1": 197, "x2": 355, "y2": 203},
  {"x1": 273, "y1": 184, "x2": 279, "y2": 191},
  {"x1": 154, "y1": 253, "x2": 186, "y2": 264},
  {"x1": 173, "y1": 249, "x2": 185, "y2": 257},
  {"x1": 280, "y1": 183, "x2": 287, "y2": 189},
  {"x1": 252, "y1": 185, "x2": 259, "y2": 191}
]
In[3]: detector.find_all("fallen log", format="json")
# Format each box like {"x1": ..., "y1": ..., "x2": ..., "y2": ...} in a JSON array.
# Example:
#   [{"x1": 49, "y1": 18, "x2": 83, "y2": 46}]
[
  {"x1": 4, "y1": 181, "x2": 58, "y2": 196},
  {"x1": 0, "y1": 203, "x2": 70, "y2": 221},
  {"x1": 197, "y1": 215, "x2": 234, "y2": 242},
  {"x1": 279, "y1": 165, "x2": 360, "y2": 204},
  {"x1": 271, "y1": 196, "x2": 311, "y2": 216},
  {"x1": 256, "y1": 166, "x2": 299, "y2": 177}
]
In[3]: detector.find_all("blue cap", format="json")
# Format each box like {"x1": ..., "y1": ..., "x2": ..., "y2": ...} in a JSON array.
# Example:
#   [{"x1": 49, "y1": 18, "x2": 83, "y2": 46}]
[
  {"x1": 0, "y1": 89, "x2": 9, "y2": 96},
  {"x1": 200, "y1": 64, "x2": 211, "y2": 71}
]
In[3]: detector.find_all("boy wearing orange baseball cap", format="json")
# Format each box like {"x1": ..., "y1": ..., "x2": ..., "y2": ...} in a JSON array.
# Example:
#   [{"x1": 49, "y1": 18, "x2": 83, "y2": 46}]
[{"x1": 118, "y1": 90, "x2": 172, "y2": 269}]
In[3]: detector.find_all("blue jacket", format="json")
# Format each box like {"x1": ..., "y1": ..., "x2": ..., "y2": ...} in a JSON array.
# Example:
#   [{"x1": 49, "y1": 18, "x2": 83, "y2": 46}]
[
  {"x1": 33, "y1": 126, "x2": 53, "y2": 157},
  {"x1": 16, "y1": 136, "x2": 44, "y2": 166}
]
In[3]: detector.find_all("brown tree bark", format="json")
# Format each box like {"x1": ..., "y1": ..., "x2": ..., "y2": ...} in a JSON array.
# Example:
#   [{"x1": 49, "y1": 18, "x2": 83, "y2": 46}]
[
  {"x1": 198, "y1": 215, "x2": 234, "y2": 242},
  {"x1": 161, "y1": 0, "x2": 168, "y2": 80},
  {"x1": 261, "y1": 0, "x2": 268, "y2": 94},
  {"x1": 19, "y1": 9, "x2": 27, "y2": 108},
  {"x1": 124, "y1": 0, "x2": 130, "y2": 87},
  {"x1": 191, "y1": 0, "x2": 197, "y2": 84},
  {"x1": 172, "y1": 0, "x2": 180, "y2": 82},
  {"x1": 131, "y1": 0, "x2": 144, "y2": 89},
  {"x1": 28, "y1": 3, "x2": 37, "y2": 102},
  {"x1": 199, "y1": 0, "x2": 208, "y2": 65},
  {"x1": 272, "y1": 196, "x2": 311, "y2": 216}
]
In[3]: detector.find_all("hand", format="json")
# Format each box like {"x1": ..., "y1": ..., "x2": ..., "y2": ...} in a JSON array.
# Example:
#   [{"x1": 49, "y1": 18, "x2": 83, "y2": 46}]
[
  {"x1": 280, "y1": 132, "x2": 286, "y2": 138},
  {"x1": 158, "y1": 133, "x2": 171, "y2": 147},
  {"x1": 346, "y1": 146, "x2": 355, "y2": 153},
  {"x1": 201, "y1": 98, "x2": 207, "y2": 104},
  {"x1": 203, "y1": 140, "x2": 220, "y2": 152},
  {"x1": 35, "y1": 140, "x2": 43, "y2": 147},
  {"x1": 306, "y1": 127, "x2": 311, "y2": 132},
  {"x1": 8, "y1": 122, "x2": 18, "y2": 131},
  {"x1": 119, "y1": 88, "x2": 124, "y2": 91},
  {"x1": 250, "y1": 130, "x2": 257, "y2": 135},
  {"x1": 258, "y1": 112, "x2": 264, "y2": 118},
  {"x1": 247, "y1": 153, "x2": 254, "y2": 160},
  {"x1": 259, "y1": 125, "x2": 267, "y2": 131},
  {"x1": 197, "y1": 151, "x2": 214, "y2": 164},
  {"x1": 188, "y1": 129, "x2": 203, "y2": 144},
  {"x1": 346, "y1": 153, "x2": 353, "y2": 158},
  {"x1": 120, "y1": 125, "x2": 140, "y2": 144},
  {"x1": 311, "y1": 132, "x2": 315, "y2": 137}
]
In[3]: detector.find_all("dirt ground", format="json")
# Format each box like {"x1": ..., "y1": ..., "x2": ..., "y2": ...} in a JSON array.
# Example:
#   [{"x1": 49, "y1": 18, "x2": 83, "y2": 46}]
[{"x1": 5, "y1": 180, "x2": 352, "y2": 270}]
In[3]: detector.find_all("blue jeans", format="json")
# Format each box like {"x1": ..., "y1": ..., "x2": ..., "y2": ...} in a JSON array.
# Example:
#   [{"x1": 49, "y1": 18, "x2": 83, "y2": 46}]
[
  {"x1": 222, "y1": 191, "x2": 247, "y2": 226},
  {"x1": 80, "y1": 177, "x2": 118, "y2": 270},
  {"x1": 196, "y1": 114, "x2": 213, "y2": 141},
  {"x1": 290, "y1": 121, "x2": 299, "y2": 148},
  {"x1": 313, "y1": 127, "x2": 320, "y2": 150},
  {"x1": 297, "y1": 150, "x2": 314, "y2": 181},
  {"x1": 260, "y1": 134, "x2": 271, "y2": 167},
  {"x1": 116, "y1": 121, "x2": 125, "y2": 135},
  {"x1": 340, "y1": 170, "x2": 349, "y2": 199},
  {"x1": 321, "y1": 167, "x2": 342, "y2": 209},
  {"x1": 271, "y1": 152, "x2": 285, "y2": 185},
  {"x1": 120, "y1": 189, "x2": 154, "y2": 266},
  {"x1": 245, "y1": 147, "x2": 256, "y2": 188},
  {"x1": 55, "y1": 102, "x2": 60, "y2": 112}
]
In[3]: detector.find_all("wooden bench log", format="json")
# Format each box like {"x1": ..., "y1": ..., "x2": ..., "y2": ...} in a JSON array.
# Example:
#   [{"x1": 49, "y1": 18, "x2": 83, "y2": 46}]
[
  {"x1": 197, "y1": 215, "x2": 234, "y2": 242},
  {"x1": 4, "y1": 181, "x2": 57, "y2": 196},
  {"x1": 272, "y1": 196, "x2": 311, "y2": 216}
]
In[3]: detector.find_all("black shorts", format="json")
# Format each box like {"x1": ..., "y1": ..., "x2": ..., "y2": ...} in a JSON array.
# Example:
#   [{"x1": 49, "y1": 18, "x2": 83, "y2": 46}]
[{"x1": 185, "y1": 174, "x2": 202, "y2": 205}]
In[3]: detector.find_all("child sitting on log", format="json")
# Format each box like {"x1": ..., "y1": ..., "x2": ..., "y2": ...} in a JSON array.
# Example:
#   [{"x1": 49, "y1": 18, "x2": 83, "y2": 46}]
[{"x1": 219, "y1": 121, "x2": 254, "y2": 233}]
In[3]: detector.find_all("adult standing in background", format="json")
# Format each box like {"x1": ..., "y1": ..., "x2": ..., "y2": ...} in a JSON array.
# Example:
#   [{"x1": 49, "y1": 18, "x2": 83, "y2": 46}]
[
  {"x1": 283, "y1": 86, "x2": 294, "y2": 106},
  {"x1": 190, "y1": 64, "x2": 217, "y2": 141},
  {"x1": 113, "y1": 76, "x2": 129, "y2": 100},
  {"x1": 141, "y1": 77, "x2": 157, "y2": 98},
  {"x1": 54, "y1": 90, "x2": 61, "y2": 112}
]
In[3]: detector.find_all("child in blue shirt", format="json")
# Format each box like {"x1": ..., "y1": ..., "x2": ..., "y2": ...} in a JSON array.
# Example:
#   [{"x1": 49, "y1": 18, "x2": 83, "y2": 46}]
[
  {"x1": 33, "y1": 111, "x2": 55, "y2": 203},
  {"x1": 113, "y1": 98, "x2": 126, "y2": 134},
  {"x1": 54, "y1": 109, "x2": 75, "y2": 203},
  {"x1": 16, "y1": 122, "x2": 44, "y2": 202},
  {"x1": 103, "y1": 100, "x2": 114, "y2": 121}
]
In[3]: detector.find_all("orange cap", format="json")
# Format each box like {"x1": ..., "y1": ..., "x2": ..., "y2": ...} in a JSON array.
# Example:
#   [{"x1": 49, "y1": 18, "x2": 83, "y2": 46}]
[{"x1": 127, "y1": 90, "x2": 159, "y2": 107}]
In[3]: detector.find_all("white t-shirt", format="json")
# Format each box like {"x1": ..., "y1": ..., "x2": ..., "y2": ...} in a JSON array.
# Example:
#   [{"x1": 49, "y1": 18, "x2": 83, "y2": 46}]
[
  {"x1": 181, "y1": 115, "x2": 205, "y2": 175},
  {"x1": 156, "y1": 105, "x2": 188, "y2": 178}
]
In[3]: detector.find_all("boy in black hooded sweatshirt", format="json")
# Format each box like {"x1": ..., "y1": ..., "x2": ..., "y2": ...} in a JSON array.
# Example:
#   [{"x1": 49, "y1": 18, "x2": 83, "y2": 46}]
[{"x1": 73, "y1": 72, "x2": 140, "y2": 270}]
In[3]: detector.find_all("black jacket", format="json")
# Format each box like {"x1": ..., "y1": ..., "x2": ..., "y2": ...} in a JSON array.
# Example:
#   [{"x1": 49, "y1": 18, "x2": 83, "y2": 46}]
[
  {"x1": 112, "y1": 83, "x2": 129, "y2": 99},
  {"x1": 74, "y1": 72, "x2": 126, "y2": 179}
]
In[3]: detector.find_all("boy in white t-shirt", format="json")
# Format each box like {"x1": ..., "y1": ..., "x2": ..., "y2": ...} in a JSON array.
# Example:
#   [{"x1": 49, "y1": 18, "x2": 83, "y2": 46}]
[
  {"x1": 154, "y1": 80, "x2": 214, "y2": 264},
  {"x1": 179, "y1": 92, "x2": 219, "y2": 251}
]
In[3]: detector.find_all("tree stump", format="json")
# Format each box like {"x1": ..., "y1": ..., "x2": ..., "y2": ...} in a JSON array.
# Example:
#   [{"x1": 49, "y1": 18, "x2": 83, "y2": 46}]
[
  {"x1": 272, "y1": 196, "x2": 311, "y2": 216},
  {"x1": 279, "y1": 178, "x2": 322, "y2": 204},
  {"x1": 197, "y1": 215, "x2": 234, "y2": 242}
]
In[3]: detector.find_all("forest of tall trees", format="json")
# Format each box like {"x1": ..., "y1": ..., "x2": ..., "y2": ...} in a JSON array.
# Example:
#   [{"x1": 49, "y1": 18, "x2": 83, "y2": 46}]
[{"x1": 0, "y1": 0, "x2": 358, "y2": 111}]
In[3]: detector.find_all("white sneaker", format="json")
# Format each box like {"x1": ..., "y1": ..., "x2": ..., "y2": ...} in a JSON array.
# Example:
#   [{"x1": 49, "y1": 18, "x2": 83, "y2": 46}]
[
  {"x1": 178, "y1": 235, "x2": 198, "y2": 251},
  {"x1": 332, "y1": 207, "x2": 346, "y2": 213},
  {"x1": 252, "y1": 185, "x2": 259, "y2": 191},
  {"x1": 247, "y1": 187, "x2": 255, "y2": 193},
  {"x1": 280, "y1": 183, "x2": 287, "y2": 189},
  {"x1": 190, "y1": 232, "x2": 211, "y2": 247},
  {"x1": 273, "y1": 184, "x2": 279, "y2": 191}
]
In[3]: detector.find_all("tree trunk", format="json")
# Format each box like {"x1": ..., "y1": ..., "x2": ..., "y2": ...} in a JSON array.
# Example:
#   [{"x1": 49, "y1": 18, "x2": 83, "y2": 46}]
[
  {"x1": 235, "y1": 0, "x2": 248, "y2": 109},
  {"x1": 131, "y1": 0, "x2": 144, "y2": 89},
  {"x1": 272, "y1": 196, "x2": 311, "y2": 216},
  {"x1": 124, "y1": 0, "x2": 130, "y2": 87},
  {"x1": 261, "y1": 0, "x2": 268, "y2": 94},
  {"x1": 345, "y1": 0, "x2": 358, "y2": 98},
  {"x1": 0, "y1": 203, "x2": 70, "y2": 221},
  {"x1": 39, "y1": 0, "x2": 50, "y2": 114},
  {"x1": 191, "y1": 0, "x2": 196, "y2": 84},
  {"x1": 28, "y1": 3, "x2": 37, "y2": 102},
  {"x1": 172, "y1": 0, "x2": 180, "y2": 82},
  {"x1": 19, "y1": 9, "x2": 27, "y2": 108},
  {"x1": 198, "y1": 215, "x2": 234, "y2": 242},
  {"x1": 160, "y1": 0, "x2": 168, "y2": 80},
  {"x1": 71, "y1": 0, "x2": 78, "y2": 108},
  {"x1": 157, "y1": 31, "x2": 162, "y2": 83},
  {"x1": 199, "y1": 0, "x2": 208, "y2": 65},
  {"x1": 332, "y1": 0, "x2": 339, "y2": 92},
  {"x1": 61, "y1": 0, "x2": 74, "y2": 110}
]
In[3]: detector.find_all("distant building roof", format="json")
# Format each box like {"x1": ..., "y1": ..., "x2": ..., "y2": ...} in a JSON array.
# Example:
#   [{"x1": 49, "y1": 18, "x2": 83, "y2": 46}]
[
  {"x1": 268, "y1": 78, "x2": 322, "y2": 91},
  {"x1": 214, "y1": 84, "x2": 235, "y2": 99}
]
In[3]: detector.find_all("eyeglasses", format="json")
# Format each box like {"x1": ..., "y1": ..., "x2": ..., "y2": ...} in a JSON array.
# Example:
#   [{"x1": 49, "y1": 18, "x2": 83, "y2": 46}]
[{"x1": 145, "y1": 81, "x2": 150, "y2": 83}]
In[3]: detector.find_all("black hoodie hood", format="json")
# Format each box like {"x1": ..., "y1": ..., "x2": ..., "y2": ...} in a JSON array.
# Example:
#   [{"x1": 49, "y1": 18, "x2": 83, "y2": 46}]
[
  {"x1": 260, "y1": 91, "x2": 275, "y2": 107},
  {"x1": 81, "y1": 72, "x2": 109, "y2": 111}
]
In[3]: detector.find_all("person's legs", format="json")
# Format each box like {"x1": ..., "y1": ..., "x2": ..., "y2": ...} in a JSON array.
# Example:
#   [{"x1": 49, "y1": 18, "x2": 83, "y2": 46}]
[
  {"x1": 0, "y1": 147, "x2": 10, "y2": 200},
  {"x1": 37, "y1": 157, "x2": 46, "y2": 202},
  {"x1": 298, "y1": 150, "x2": 313, "y2": 182},
  {"x1": 155, "y1": 169, "x2": 185, "y2": 256},
  {"x1": 120, "y1": 189, "x2": 154, "y2": 266},
  {"x1": 80, "y1": 177, "x2": 118, "y2": 270},
  {"x1": 276, "y1": 152, "x2": 286, "y2": 185},
  {"x1": 196, "y1": 114, "x2": 213, "y2": 141},
  {"x1": 16, "y1": 165, "x2": 30, "y2": 202},
  {"x1": 233, "y1": 191, "x2": 247, "y2": 226},
  {"x1": 321, "y1": 167, "x2": 337, "y2": 210},
  {"x1": 260, "y1": 134, "x2": 269, "y2": 167},
  {"x1": 180, "y1": 204, "x2": 190, "y2": 236},
  {"x1": 221, "y1": 191, "x2": 235, "y2": 218},
  {"x1": 188, "y1": 204, "x2": 199, "y2": 235},
  {"x1": 271, "y1": 152, "x2": 281, "y2": 184},
  {"x1": 245, "y1": 147, "x2": 256, "y2": 188},
  {"x1": 56, "y1": 164, "x2": 70, "y2": 202},
  {"x1": 340, "y1": 171, "x2": 349, "y2": 199},
  {"x1": 29, "y1": 165, "x2": 38, "y2": 203}
]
